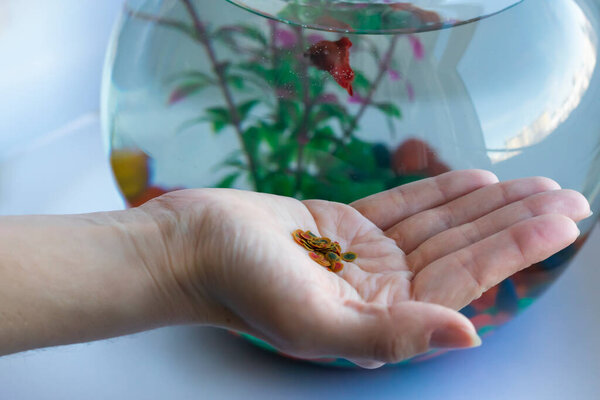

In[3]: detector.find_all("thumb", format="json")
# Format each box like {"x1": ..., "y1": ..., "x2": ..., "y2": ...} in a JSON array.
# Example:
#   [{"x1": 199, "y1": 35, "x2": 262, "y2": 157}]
[{"x1": 315, "y1": 300, "x2": 481, "y2": 367}]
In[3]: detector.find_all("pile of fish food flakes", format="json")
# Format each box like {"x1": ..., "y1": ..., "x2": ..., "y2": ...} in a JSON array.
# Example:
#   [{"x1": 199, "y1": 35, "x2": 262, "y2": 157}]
[{"x1": 292, "y1": 229, "x2": 357, "y2": 273}]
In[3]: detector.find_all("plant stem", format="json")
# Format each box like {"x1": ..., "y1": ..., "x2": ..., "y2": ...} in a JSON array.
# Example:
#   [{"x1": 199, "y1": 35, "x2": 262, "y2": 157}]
[
  {"x1": 294, "y1": 27, "x2": 314, "y2": 196},
  {"x1": 269, "y1": 22, "x2": 279, "y2": 104},
  {"x1": 127, "y1": 3, "x2": 263, "y2": 191},
  {"x1": 341, "y1": 35, "x2": 400, "y2": 141},
  {"x1": 269, "y1": 22, "x2": 285, "y2": 134},
  {"x1": 180, "y1": 0, "x2": 262, "y2": 191}
]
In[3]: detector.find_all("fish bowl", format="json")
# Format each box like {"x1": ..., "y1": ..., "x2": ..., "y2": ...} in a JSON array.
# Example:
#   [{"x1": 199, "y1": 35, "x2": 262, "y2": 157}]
[{"x1": 102, "y1": 0, "x2": 600, "y2": 365}]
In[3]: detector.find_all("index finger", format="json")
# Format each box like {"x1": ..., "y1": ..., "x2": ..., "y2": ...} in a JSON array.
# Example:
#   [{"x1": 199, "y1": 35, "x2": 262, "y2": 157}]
[{"x1": 350, "y1": 170, "x2": 499, "y2": 231}]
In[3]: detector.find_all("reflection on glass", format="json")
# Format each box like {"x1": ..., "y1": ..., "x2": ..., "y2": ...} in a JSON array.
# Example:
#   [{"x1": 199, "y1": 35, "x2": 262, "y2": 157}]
[{"x1": 228, "y1": 0, "x2": 524, "y2": 33}]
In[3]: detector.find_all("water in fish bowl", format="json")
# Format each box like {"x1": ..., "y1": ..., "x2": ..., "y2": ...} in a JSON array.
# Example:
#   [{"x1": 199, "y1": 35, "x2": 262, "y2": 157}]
[{"x1": 102, "y1": 0, "x2": 600, "y2": 364}]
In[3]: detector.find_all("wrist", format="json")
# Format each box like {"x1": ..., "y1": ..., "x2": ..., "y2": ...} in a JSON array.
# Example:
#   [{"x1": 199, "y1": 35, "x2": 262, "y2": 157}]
[
  {"x1": 105, "y1": 207, "x2": 194, "y2": 326},
  {"x1": 138, "y1": 191, "x2": 226, "y2": 327}
]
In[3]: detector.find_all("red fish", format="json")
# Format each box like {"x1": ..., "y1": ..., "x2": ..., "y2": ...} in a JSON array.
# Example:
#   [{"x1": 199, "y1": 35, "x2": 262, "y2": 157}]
[{"x1": 305, "y1": 37, "x2": 355, "y2": 96}]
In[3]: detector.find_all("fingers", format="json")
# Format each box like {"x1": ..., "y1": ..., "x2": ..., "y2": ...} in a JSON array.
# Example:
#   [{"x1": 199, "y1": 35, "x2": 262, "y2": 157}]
[
  {"x1": 412, "y1": 214, "x2": 580, "y2": 310},
  {"x1": 407, "y1": 189, "x2": 591, "y2": 273},
  {"x1": 350, "y1": 170, "x2": 498, "y2": 231},
  {"x1": 300, "y1": 300, "x2": 481, "y2": 367},
  {"x1": 387, "y1": 177, "x2": 561, "y2": 254}
]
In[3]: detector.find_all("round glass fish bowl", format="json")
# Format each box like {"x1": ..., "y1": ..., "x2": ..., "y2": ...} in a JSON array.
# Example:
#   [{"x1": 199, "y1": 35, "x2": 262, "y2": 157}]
[{"x1": 102, "y1": 0, "x2": 600, "y2": 365}]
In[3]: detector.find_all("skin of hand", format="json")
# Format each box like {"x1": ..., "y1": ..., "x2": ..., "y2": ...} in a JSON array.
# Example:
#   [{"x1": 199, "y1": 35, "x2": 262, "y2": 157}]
[
  {"x1": 135, "y1": 170, "x2": 591, "y2": 368},
  {"x1": 0, "y1": 170, "x2": 590, "y2": 367}
]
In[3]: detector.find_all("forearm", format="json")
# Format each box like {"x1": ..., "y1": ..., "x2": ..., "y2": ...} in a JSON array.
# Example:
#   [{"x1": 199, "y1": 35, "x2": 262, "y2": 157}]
[{"x1": 0, "y1": 209, "x2": 179, "y2": 356}]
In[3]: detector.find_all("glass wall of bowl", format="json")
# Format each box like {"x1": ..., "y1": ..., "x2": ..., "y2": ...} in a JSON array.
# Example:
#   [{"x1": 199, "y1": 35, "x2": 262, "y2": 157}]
[{"x1": 102, "y1": 0, "x2": 600, "y2": 365}]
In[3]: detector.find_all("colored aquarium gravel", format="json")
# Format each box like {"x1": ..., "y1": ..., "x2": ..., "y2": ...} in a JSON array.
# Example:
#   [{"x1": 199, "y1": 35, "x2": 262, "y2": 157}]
[{"x1": 292, "y1": 229, "x2": 356, "y2": 273}]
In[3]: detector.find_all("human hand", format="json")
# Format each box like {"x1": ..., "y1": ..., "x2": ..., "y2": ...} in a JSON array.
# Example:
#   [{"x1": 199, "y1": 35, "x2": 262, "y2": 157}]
[{"x1": 141, "y1": 170, "x2": 590, "y2": 368}]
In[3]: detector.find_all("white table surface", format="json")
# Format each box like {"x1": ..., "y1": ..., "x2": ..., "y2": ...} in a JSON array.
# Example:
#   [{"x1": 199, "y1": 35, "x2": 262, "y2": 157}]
[{"x1": 0, "y1": 2, "x2": 599, "y2": 399}]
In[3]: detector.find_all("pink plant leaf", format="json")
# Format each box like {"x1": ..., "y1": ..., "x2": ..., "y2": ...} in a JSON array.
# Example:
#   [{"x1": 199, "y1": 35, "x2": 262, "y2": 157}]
[{"x1": 408, "y1": 35, "x2": 425, "y2": 60}]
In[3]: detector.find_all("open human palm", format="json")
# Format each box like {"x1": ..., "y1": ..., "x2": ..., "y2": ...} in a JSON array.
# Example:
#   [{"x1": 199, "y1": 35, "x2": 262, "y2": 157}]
[{"x1": 154, "y1": 170, "x2": 589, "y2": 368}]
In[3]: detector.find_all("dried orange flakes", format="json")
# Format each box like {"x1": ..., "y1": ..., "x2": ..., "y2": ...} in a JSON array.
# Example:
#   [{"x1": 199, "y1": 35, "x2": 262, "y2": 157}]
[{"x1": 292, "y1": 229, "x2": 357, "y2": 273}]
